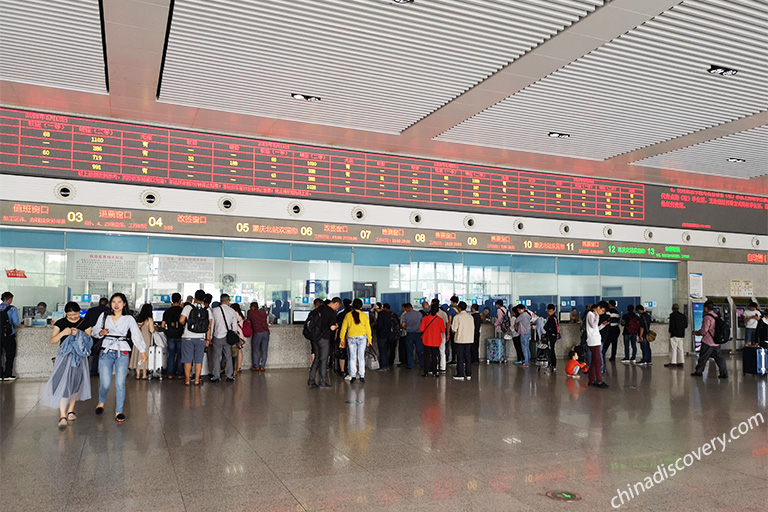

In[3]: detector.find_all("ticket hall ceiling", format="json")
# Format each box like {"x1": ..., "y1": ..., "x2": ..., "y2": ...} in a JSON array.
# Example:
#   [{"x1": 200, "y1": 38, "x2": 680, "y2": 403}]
[{"x1": 1, "y1": 0, "x2": 766, "y2": 194}]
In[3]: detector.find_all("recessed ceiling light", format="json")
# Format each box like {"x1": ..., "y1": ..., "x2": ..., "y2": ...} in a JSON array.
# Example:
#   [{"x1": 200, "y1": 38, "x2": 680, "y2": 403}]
[
  {"x1": 726, "y1": 157, "x2": 746, "y2": 163},
  {"x1": 291, "y1": 93, "x2": 321, "y2": 102},
  {"x1": 393, "y1": 0, "x2": 414, "y2": 4},
  {"x1": 708, "y1": 65, "x2": 738, "y2": 76},
  {"x1": 548, "y1": 132, "x2": 570, "y2": 139}
]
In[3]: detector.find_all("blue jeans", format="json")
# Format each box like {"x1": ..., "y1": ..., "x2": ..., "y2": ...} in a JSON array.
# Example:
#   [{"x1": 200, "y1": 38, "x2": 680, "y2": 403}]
[
  {"x1": 405, "y1": 332, "x2": 422, "y2": 368},
  {"x1": 601, "y1": 340, "x2": 607, "y2": 372},
  {"x1": 347, "y1": 335, "x2": 367, "y2": 378},
  {"x1": 251, "y1": 332, "x2": 270, "y2": 368},
  {"x1": 166, "y1": 337, "x2": 181, "y2": 377},
  {"x1": 640, "y1": 339, "x2": 652, "y2": 363},
  {"x1": 746, "y1": 328, "x2": 756, "y2": 346},
  {"x1": 520, "y1": 333, "x2": 530, "y2": 365},
  {"x1": 623, "y1": 334, "x2": 637, "y2": 360},
  {"x1": 98, "y1": 350, "x2": 129, "y2": 413}
]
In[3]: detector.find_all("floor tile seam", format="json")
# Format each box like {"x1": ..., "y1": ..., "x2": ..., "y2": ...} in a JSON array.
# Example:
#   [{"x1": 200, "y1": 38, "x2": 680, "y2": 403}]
[
  {"x1": 281, "y1": 472, "x2": 410, "y2": 511},
  {"x1": 62, "y1": 429, "x2": 92, "y2": 505},
  {"x1": 156, "y1": 401, "x2": 200, "y2": 512},
  {"x1": 213, "y1": 395, "x2": 311, "y2": 509}
]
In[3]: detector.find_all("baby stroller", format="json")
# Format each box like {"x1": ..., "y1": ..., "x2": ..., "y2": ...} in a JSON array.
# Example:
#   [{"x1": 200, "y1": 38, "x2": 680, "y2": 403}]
[{"x1": 535, "y1": 340, "x2": 552, "y2": 374}]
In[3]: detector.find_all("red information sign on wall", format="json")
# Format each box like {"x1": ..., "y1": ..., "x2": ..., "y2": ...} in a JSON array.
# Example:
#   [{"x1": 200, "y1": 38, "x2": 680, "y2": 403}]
[{"x1": 5, "y1": 269, "x2": 27, "y2": 278}]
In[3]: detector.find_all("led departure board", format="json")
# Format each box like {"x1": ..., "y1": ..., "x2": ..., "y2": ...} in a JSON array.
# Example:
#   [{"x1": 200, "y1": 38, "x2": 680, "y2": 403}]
[
  {"x1": 2, "y1": 201, "x2": 764, "y2": 264},
  {"x1": 1, "y1": 107, "x2": 766, "y2": 235}
]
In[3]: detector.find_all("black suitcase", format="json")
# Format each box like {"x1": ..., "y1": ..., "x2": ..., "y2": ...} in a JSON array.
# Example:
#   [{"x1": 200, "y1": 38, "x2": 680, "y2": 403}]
[{"x1": 742, "y1": 347, "x2": 767, "y2": 376}]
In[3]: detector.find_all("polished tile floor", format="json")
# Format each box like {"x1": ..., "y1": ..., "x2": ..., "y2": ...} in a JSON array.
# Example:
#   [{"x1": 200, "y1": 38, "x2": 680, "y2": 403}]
[{"x1": 1, "y1": 355, "x2": 767, "y2": 512}]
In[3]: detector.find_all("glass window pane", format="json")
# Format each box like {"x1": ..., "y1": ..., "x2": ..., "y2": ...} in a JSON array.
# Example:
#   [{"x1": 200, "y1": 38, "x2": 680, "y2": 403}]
[
  {"x1": 45, "y1": 252, "x2": 67, "y2": 274},
  {"x1": 16, "y1": 250, "x2": 44, "y2": 273}
]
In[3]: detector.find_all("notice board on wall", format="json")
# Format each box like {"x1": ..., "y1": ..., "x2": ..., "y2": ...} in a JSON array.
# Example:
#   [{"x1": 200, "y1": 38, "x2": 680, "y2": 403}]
[
  {"x1": 74, "y1": 253, "x2": 138, "y2": 281},
  {"x1": 158, "y1": 256, "x2": 214, "y2": 283}
]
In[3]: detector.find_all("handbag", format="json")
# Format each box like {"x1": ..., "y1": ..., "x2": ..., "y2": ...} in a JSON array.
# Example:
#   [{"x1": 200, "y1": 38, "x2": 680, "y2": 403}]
[
  {"x1": 365, "y1": 345, "x2": 380, "y2": 370},
  {"x1": 242, "y1": 318, "x2": 253, "y2": 338},
  {"x1": 646, "y1": 330, "x2": 657, "y2": 342}
]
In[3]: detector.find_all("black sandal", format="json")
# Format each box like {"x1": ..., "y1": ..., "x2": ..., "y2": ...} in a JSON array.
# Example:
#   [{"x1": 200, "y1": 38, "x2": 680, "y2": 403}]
[
  {"x1": 115, "y1": 413, "x2": 126, "y2": 422},
  {"x1": 95, "y1": 406, "x2": 104, "y2": 415}
]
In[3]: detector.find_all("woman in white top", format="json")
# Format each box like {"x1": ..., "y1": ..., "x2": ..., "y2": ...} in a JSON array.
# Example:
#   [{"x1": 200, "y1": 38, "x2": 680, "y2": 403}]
[{"x1": 93, "y1": 293, "x2": 147, "y2": 422}]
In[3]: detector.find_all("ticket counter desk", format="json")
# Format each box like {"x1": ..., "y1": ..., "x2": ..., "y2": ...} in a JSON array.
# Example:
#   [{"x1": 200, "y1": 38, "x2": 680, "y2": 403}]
[{"x1": 13, "y1": 322, "x2": 670, "y2": 379}]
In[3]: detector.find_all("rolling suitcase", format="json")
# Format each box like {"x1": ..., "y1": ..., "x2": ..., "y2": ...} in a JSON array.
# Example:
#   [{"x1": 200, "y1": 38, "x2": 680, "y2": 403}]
[
  {"x1": 486, "y1": 338, "x2": 508, "y2": 364},
  {"x1": 147, "y1": 344, "x2": 167, "y2": 380},
  {"x1": 743, "y1": 347, "x2": 767, "y2": 376}
]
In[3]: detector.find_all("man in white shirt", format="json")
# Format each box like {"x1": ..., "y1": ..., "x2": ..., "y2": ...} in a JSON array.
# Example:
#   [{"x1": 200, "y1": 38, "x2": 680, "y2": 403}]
[
  {"x1": 586, "y1": 301, "x2": 610, "y2": 388},
  {"x1": 450, "y1": 302, "x2": 474, "y2": 380},
  {"x1": 210, "y1": 293, "x2": 238, "y2": 382},
  {"x1": 180, "y1": 289, "x2": 212, "y2": 385},
  {"x1": 743, "y1": 302, "x2": 762, "y2": 347}
]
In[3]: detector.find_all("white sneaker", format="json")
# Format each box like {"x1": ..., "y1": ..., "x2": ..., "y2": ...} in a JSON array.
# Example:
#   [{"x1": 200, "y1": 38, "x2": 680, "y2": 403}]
[
  {"x1": 452, "y1": 376, "x2": 464, "y2": 381},
  {"x1": 344, "y1": 374, "x2": 352, "y2": 381},
  {"x1": 620, "y1": 359, "x2": 630, "y2": 364},
  {"x1": 465, "y1": 376, "x2": 472, "y2": 381}
]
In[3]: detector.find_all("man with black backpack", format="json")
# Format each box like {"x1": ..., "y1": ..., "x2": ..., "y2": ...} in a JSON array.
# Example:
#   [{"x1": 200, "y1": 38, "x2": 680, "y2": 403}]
[
  {"x1": 0, "y1": 291, "x2": 23, "y2": 382},
  {"x1": 306, "y1": 297, "x2": 341, "y2": 388},
  {"x1": 161, "y1": 293, "x2": 184, "y2": 379},
  {"x1": 691, "y1": 300, "x2": 728, "y2": 379},
  {"x1": 179, "y1": 289, "x2": 212, "y2": 385},
  {"x1": 374, "y1": 303, "x2": 392, "y2": 371}
]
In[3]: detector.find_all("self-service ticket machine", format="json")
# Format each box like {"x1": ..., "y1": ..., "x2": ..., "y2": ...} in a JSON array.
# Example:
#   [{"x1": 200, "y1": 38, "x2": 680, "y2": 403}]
[
  {"x1": 706, "y1": 296, "x2": 733, "y2": 352},
  {"x1": 732, "y1": 297, "x2": 756, "y2": 350}
]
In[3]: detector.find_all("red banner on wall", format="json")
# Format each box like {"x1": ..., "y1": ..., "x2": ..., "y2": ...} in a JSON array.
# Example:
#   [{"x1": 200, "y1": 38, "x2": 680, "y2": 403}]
[{"x1": 5, "y1": 269, "x2": 27, "y2": 278}]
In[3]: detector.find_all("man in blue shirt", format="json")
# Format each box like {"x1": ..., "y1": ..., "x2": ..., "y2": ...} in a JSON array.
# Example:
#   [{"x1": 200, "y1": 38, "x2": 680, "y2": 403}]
[
  {"x1": 401, "y1": 304, "x2": 424, "y2": 369},
  {"x1": 0, "y1": 291, "x2": 23, "y2": 381}
]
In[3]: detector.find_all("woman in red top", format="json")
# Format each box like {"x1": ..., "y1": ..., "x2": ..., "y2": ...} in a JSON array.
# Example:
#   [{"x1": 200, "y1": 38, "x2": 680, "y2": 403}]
[{"x1": 420, "y1": 304, "x2": 445, "y2": 378}]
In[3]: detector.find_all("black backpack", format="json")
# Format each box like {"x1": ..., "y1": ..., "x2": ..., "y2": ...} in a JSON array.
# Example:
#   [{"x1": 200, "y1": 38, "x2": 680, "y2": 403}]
[
  {"x1": 164, "y1": 307, "x2": 184, "y2": 338},
  {"x1": 302, "y1": 308, "x2": 324, "y2": 343},
  {"x1": 0, "y1": 306, "x2": 14, "y2": 338},
  {"x1": 707, "y1": 313, "x2": 731, "y2": 345},
  {"x1": 186, "y1": 304, "x2": 209, "y2": 334},
  {"x1": 499, "y1": 307, "x2": 512, "y2": 334}
]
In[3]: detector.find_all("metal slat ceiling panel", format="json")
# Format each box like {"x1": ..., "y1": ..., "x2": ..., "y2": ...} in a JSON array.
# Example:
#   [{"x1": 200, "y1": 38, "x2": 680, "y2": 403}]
[
  {"x1": 0, "y1": 0, "x2": 107, "y2": 94},
  {"x1": 158, "y1": 0, "x2": 607, "y2": 134},
  {"x1": 437, "y1": 0, "x2": 768, "y2": 163},
  {"x1": 632, "y1": 125, "x2": 768, "y2": 179}
]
